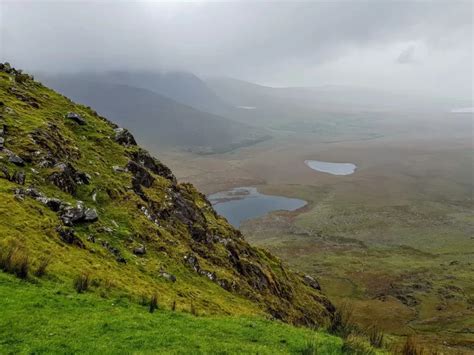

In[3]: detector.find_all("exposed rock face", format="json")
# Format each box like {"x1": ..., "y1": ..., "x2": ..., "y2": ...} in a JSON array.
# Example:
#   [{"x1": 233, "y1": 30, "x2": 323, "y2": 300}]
[
  {"x1": 48, "y1": 162, "x2": 90, "y2": 195},
  {"x1": 65, "y1": 112, "x2": 86, "y2": 125},
  {"x1": 114, "y1": 127, "x2": 137, "y2": 146},
  {"x1": 8, "y1": 154, "x2": 24, "y2": 166}
]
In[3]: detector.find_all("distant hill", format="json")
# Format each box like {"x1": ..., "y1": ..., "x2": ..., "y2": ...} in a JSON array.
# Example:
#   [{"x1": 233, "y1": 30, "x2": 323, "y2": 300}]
[{"x1": 39, "y1": 75, "x2": 269, "y2": 154}]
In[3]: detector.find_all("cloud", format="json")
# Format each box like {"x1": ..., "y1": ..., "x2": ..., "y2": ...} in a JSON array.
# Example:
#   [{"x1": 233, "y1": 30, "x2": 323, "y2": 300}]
[
  {"x1": 0, "y1": 0, "x2": 472, "y2": 98},
  {"x1": 397, "y1": 46, "x2": 417, "y2": 64}
]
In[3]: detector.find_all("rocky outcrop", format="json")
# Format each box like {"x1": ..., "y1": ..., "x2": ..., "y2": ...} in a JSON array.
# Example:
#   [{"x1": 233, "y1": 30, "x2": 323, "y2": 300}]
[
  {"x1": 114, "y1": 127, "x2": 137, "y2": 146},
  {"x1": 48, "y1": 162, "x2": 90, "y2": 195}
]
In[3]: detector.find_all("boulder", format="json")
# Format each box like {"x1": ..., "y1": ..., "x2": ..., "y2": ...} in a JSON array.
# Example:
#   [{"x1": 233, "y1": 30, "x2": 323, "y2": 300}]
[
  {"x1": 83, "y1": 208, "x2": 98, "y2": 222},
  {"x1": 65, "y1": 112, "x2": 86, "y2": 125},
  {"x1": 126, "y1": 160, "x2": 154, "y2": 188},
  {"x1": 183, "y1": 253, "x2": 201, "y2": 272},
  {"x1": 114, "y1": 127, "x2": 137, "y2": 146},
  {"x1": 60, "y1": 203, "x2": 86, "y2": 226}
]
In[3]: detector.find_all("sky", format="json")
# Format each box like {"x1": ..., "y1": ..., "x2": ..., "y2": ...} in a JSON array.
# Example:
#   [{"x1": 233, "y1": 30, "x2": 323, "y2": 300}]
[{"x1": 0, "y1": 0, "x2": 472, "y2": 99}]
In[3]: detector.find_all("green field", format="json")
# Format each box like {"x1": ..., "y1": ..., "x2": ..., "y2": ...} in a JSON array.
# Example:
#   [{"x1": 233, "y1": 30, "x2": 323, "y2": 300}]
[{"x1": 0, "y1": 272, "x2": 346, "y2": 354}]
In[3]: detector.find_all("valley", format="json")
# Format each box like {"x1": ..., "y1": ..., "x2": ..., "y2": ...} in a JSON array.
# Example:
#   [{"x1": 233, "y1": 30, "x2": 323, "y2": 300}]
[{"x1": 158, "y1": 111, "x2": 474, "y2": 353}]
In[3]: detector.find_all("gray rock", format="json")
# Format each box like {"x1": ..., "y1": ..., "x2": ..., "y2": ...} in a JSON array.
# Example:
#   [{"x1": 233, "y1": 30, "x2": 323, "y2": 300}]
[
  {"x1": 0, "y1": 137, "x2": 4, "y2": 150},
  {"x1": 133, "y1": 245, "x2": 146, "y2": 255},
  {"x1": 56, "y1": 226, "x2": 85, "y2": 248},
  {"x1": 303, "y1": 275, "x2": 321, "y2": 291},
  {"x1": 159, "y1": 272, "x2": 177, "y2": 282},
  {"x1": 83, "y1": 208, "x2": 98, "y2": 222},
  {"x1": 112, "y1": 165, "x2": 126, "y2": 173},
  {"x1": 11, "y1": 171, "x2": 25, "y2": 185},
  {"x1": 9, "y1": 154, "x2": 24, "y2": 166},
  {"x1": 65, "y1": 112, "x2": 86, "y2": 125},
  {"x1": 114, "y1": 127, "x2": 137, "y2": 146}
]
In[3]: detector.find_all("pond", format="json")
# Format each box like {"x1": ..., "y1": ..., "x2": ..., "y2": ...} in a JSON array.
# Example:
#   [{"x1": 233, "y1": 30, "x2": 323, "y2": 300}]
[
  {"x1": 208, "y1": 187, "x2": 307, "y2": 227},
  {"x1": 305, "y1": 160, "x2": 356, "y2": 175}
]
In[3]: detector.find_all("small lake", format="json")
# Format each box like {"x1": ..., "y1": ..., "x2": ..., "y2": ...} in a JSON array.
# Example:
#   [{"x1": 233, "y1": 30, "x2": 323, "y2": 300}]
[
  {"x1": 305, "y1": 160, "x2": 357, "y2": 175},
  {"x1": 208, "y1": 187, "x2": 307, "y2": 227}
]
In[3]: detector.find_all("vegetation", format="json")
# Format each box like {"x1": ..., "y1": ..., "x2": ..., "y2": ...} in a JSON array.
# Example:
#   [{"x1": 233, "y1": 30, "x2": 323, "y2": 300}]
[{"x1": 0, "y1": 272, "x2": 346, "y2": 354}]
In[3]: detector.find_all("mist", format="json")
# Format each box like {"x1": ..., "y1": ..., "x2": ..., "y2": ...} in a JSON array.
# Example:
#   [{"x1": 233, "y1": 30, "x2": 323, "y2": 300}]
[{"x1": 1, "y1": 0, "x2": 472, "y2": 100}]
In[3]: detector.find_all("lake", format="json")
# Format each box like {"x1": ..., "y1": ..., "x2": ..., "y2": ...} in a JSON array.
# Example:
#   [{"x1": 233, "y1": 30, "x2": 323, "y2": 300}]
[
  {"x1": 208, "y1": 187, "x2": 307, "y2": 227},
  {"x1": 305, "y1": 160, "x2": 357, "y2": 175}
]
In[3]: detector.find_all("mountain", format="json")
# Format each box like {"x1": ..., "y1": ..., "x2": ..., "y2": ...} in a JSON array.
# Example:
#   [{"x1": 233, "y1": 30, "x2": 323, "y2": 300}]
[
  {"x1": 0, "y1": 64, "x2": 356, "y2": 352},
  {"x1": 38, "y1": 75, "x2": 269, "y2": 154}
]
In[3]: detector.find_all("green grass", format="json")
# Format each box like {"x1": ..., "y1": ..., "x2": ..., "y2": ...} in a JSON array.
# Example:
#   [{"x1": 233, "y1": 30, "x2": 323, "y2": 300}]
[{"x1": 0, "y1": 272, "x2": 343, "y2": 354}]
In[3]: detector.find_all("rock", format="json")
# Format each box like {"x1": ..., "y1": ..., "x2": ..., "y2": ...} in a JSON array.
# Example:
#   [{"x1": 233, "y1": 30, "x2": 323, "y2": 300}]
[
  {"x1": 75, "y1": 171, "x2": 91, "y2": 185},
  {"x1": 60, "y1": 203, "x2": 86, "y2": 226},
  {"x1": 0, "y1": 137, "x2": 4, "y2": 150},
  {"x1": 83, "y1": 208, "x2": 98, "y2": 222},
  {"x1": 0, "y1": 125, "x2": 5, "y2": 136},
  {"x1": 45, "y1": 198, "x2": 63, "y2": 212},
  {"x1": 65, "y1": 112, "x2": 86, "y2": 125},
  {"x1": 11, "y1": 171, "x2": 25, "y2": 185},
  {"x1": 114, "y1": 127, "x2": 137, "y2": 146},
  {"x1": 133, "y1": 245, "x2": 146, "y2": 255},
  {"x1": 183, "y1": 254, "x2": 201, "y2": 272},
  {"x1": 303, "y1": 275, "x2": 321, "y2": 291},
  {"x1": 1, "y1": 166, "x2": 10, "y2": 180},
  {"x1": 9, "y1": 154, "x2": 24, "y2": 166},
  {"x1": 56, "y1": 226, "x2": 85, "y2": 248},
  {"x1": 199, "y1": 269, "x2": 217, "y2": 281},
  {"x1": 112, "y1": 165, "x2": 126, "y2": 173},
  {"x1": 48, "y1": 163, "x2": 78, "y2": 195},
  {"x1": 129, "y1": 149, "x2": 175, "y2": 181},
  {"x1": 126, "y1": 160, "x2": 154, "y2": 189},
  {"x1": 159, "y1": 272, "x2": 177, "y2": 282}
]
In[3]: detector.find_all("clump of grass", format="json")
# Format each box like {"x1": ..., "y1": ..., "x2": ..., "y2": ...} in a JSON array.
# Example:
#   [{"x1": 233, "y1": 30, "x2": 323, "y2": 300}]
[
  {"x1": 400, "y1": 336, "x2": 426, "y2": 355},
  {"x1": 329, "y1": 303, "x2": 357, "y2": 338},
  {"x1": 190, "y1": 301, "x2": 197, "y2": 316},
  {"x1": 366, "y1": 325, "x2": 384, "y2": 348},
  {"x1": 34, "y1": 256, "x2": 51, "y2": 277},
  {"x1": 301, "y1": 339, "x2": 318, "y2": 355},
  {"x1": 73, "y1": 273, "x2": 90, "y2": 293},
  {"x1": 149, "y1": 293, "x2": 158, "y2": 313},
  {"x1": 171, "y1": 300, "x2": 177, "y2": 312},
  {"x1": 0, "y1": 245, "x2": 29, "y2": 279}
]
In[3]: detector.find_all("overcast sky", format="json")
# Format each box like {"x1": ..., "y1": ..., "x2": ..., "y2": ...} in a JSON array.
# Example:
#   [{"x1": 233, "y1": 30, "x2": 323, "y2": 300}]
[{"x1": 1, "y1": 1, "x2": 472, "y2": 99}]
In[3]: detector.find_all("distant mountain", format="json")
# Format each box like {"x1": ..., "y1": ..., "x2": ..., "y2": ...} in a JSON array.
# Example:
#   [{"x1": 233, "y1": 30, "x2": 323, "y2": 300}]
[
  {"x1": 42, "y1": 71, "x2": 231, "y2": 115},
  {"x1": 40, "y1": 76, "x2": 269, "y2": 154},
  {"x1": 206, "y1": 77, "x2": 470, "y2": 123}
]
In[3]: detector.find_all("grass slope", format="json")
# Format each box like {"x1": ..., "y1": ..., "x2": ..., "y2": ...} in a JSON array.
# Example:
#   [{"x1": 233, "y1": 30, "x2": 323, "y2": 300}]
[{"x1": 0, "y1": 272, "x2": 344, "y2": 354}]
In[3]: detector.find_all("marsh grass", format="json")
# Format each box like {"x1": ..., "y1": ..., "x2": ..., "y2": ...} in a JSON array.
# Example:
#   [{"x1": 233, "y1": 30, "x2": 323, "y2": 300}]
[
  {"x1": 0, "y1": 245, "x2": 29, "y2": 279},
  {"x1": 73, "y1": 273, "x2": 89, "y2": 293}
]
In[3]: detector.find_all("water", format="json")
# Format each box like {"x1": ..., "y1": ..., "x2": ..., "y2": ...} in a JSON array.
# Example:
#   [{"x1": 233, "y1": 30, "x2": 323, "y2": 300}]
[
  {"x1": 305, "y1": 160, "x2": 356, "y2": 175},
  {"x1": 208, "y1": 187, "x2": 307, "y2": 227}
]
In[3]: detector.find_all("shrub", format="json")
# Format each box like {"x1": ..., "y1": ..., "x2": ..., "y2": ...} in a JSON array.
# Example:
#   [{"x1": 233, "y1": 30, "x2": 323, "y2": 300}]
[
  {"x1": 149, "y1": 293, "x2": 158, "y2": 313},
  {"x1": 34, "y1": 257, "x2": 51, "y2": 277},
  {"x1": 73, "y1": 273, "x2": 89, "y2": 293},
  {"x1": 0, "y1": 245, "x2": 29, "y2": 279}
]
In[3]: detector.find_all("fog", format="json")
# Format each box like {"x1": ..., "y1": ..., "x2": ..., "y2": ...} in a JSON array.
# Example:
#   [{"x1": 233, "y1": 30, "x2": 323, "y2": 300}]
[{"x1": 1, "y1": 1, "x2": 472, "y2": 99}]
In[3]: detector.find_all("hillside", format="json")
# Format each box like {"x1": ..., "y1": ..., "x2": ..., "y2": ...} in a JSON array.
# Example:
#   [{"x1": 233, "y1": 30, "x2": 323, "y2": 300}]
[
  {"x1": 39, "y1": 75, "x2": 269, "y2": 154},
  {"x1": 0, "y1": 63, "x2": 352, "y2": 352}
]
